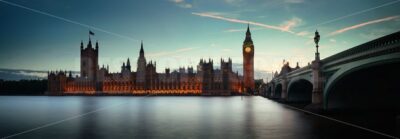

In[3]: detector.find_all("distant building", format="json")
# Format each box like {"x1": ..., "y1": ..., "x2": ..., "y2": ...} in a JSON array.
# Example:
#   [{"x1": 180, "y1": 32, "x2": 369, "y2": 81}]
[
  {"x1": 50, "y1": 36, "x2": 259, "y2": 95},
  {"x1": 48, "y1": 26, "x2": 258, "y2": 95}
]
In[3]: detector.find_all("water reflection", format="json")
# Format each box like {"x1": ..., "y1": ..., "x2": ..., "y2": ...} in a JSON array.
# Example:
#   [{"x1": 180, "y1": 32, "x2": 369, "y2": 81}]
[
  {"x1": 77, "y1": 97, "x2": 99, "y2": 139},
  {"x1": 0, "y1": 96, "x2": 394, "y2": 138}
]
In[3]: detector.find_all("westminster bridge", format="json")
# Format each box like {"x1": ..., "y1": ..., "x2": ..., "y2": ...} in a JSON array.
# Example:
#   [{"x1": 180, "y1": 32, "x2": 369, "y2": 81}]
[{"x1": 261, "y1": 31, "x2": 400, "y2": 110}]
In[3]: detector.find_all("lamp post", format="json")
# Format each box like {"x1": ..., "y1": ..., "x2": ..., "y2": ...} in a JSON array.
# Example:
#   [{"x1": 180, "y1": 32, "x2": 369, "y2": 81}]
[
  {"x1": 314, "y1": 30, "x2": 320, "y2": 60},
  {"x1": 311, "y1": 29, "x2": 323, "y2": 106}
]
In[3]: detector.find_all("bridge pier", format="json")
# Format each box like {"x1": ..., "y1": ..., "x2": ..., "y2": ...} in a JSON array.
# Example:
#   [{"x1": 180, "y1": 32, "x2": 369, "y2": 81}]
[
  {"x1": 281, "y1": 79, "x2": 288, "y2": 101},
  {"x1": 267, "y1": 83, "x2": 274, "y2": 98},
  {"x1": 311, "y1": 52, "x2": 323, "y2": 106}
]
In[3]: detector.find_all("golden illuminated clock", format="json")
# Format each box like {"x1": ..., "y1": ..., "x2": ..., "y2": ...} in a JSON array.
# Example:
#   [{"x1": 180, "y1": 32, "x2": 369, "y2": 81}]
[{"x1": 245, "y1": 47, "x2": 252, "y2": 53}]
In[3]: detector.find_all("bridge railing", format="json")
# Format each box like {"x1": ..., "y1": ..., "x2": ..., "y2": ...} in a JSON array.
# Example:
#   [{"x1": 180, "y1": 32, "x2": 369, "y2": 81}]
[
  {"x1": 287, "y1": 65, "x2": 311, "y2": 76},
  {"x1": 322, "y1": 31, "x2": 400, "y2": 64}
]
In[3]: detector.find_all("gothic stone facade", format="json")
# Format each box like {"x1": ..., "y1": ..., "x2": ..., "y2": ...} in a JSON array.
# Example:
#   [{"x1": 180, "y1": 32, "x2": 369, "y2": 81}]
[
  {"x1": 243, "y1": 24, "x2": 255, "y2": 93},
  {"x1": 48, "y1": 40, "x2": 244, "y2": 95}
]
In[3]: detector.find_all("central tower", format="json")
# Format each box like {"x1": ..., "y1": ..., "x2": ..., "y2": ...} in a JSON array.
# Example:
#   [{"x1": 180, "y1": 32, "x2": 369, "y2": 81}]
[
  {"x1": 136, "y1": 41, "x2": 146, "y2": 83},
  {"x1": 242, "y1": 24, "x2": 255, "y2": 93},
  {"x1": 80, "y1": 38, "x2": 98, "y2": 81}
]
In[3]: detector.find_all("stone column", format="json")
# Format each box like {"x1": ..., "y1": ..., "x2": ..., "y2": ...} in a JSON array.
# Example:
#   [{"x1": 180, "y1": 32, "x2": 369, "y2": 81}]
[
  {"x1": 281, "y1": 78, "x2": 288, "y2": 101},
  {"x1": 312, "y1": 52, "x2": 323, "y2": 104},
  {"x1": 270, "y1": 83, "x2": 274, "y2": 98}
]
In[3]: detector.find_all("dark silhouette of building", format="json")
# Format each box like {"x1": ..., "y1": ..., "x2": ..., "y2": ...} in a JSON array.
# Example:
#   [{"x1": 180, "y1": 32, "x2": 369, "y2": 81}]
[
  {"x1": 47, "y1": 33, "x2": 251, "y2": 95},
  {"x1": 243, "y1": 24, "x2": 255, "y2": 93}
]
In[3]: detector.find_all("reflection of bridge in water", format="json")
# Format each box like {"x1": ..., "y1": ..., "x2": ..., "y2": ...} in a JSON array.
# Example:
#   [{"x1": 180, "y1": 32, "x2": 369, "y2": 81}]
[{"x1": 261, "y1": 31, "x2": 400, "y2": 110}]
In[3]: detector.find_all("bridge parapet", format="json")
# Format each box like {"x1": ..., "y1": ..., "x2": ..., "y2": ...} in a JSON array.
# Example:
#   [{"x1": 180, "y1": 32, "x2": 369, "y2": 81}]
[
  {"x1": 287, "y1": 65, "x2": 311, "y2": 77},
  {"x1": 322, "y1": 31, "x2": 400, "y2": 66}
]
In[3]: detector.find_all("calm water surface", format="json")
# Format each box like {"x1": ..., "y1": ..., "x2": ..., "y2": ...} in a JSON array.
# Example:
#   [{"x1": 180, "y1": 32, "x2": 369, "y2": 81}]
[{"x1": 0, "y1": 96, "x2": 387, "y2": 138}]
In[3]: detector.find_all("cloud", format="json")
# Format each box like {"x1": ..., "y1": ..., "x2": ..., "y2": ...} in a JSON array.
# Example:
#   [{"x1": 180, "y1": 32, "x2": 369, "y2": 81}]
[
  {"x1": 176, "y1": 47, "x2": 197, "y2": 52},
  {"x1": 280, "y1": 17, "x2": 303, "y2": 32},
  {"x1": 192, "y1": 12, "x2": 295, "y2": 33},
  {"x1": 329, "y1": 38, "x2": 336, "y2": 43},
  {"x1": 223, "y1": 17, "x2": 304, "y2": 34},
  {"x1": 283, "y1": 0, "x2": 304, "y2": 4},
  {"x1": 0, "y1": 0, "x2": 140, "y2": 42},
  {"x1": 304, "y1": 0, "x2": 400, "y2": 29},
  {"x1": 224, "y1": 27, "x2": 264, "y2": 32},
  {"x1": 359, "y1": 28, "x2": 395, "y2": 40},
  {"x1": 198, "y1": 11, "x2": 240, "y2": 18},
  {"x1": 224, "y1": 0, "x2": 245, "y2": 6},
  {"x1": 0, "y1": 69, "x2": 79, "y2": 81},
  {"x1": 222, "y1": 49, "x2": 232, "y2": 52},
  {"x1": 147, "y1": 47, "x2": 199, "y2": 57},
  {"x1": 169, "y1": 0, "x2": 192, "y2": 8},
  {"x1": 329, "y1": 15, "x2": 400, "y2": 36},
  {"x1": 296, "y1": 31, "x2": 310, "y2": 36}
]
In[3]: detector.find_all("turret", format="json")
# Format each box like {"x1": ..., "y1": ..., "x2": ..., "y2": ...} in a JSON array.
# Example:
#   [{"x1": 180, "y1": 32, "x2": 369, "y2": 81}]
[
  {"x1": 188, "y1": 66, "x2": 194, "y2": 74},
  {"x1": 140, "y1": 40, "x2": 144, "y2": 57},
  {"x1": 80, "y1": 40, "x2": 84, "y2": 50},
  {"x1": 87, "y1": 39, "x2": 92, "y2": 48},
  {"x1": 136, "y1": 40, "x2": 147, "y2": 83},
  {"x1": 126, "y1": 58, "x2": 131, "y2": 71}
]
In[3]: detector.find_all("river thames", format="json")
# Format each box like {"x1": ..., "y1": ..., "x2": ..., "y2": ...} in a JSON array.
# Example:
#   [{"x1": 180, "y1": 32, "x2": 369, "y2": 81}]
[{"x1": 0, "y1": 96, "x2": 392, "y2": 138}]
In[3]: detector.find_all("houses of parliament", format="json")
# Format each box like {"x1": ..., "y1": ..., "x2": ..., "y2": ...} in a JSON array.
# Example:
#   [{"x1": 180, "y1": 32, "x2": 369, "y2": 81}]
[{"x1": 47, "y1": 25, "x2": 255, "y2": 95}]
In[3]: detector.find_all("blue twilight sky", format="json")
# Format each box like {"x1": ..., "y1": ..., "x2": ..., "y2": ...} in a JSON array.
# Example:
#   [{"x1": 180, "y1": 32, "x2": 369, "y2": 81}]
[{"x1": 0, "y1": 0, "x2": 399, "y2": 80}]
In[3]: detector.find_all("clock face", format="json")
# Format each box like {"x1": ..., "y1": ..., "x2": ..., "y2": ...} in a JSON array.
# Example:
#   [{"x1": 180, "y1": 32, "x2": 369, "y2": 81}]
[{"x1": 245, "y1": 47, "x2": 252, "y2": 53}]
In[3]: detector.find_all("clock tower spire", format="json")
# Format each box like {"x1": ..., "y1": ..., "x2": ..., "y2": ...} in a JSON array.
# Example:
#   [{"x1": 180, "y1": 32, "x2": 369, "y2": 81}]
[
  {"x1": 245, "y1": 23, "x2": 253, "y2": 43},
  {"x1": 243, "y1": 24, "x2": 255, "y2": 93}
]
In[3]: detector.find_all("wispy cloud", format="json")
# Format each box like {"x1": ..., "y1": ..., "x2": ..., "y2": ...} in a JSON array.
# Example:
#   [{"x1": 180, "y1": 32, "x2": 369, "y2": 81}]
[
  {"x1": 221, "y1": 17, "x2": 303, "y2": 34},
  {"x1": 280, "y1": 17, "x2": 303, "y2": 32},
  {"x1": 169, "y1": 0, "x2": 192, "y2": 8},
  {"x1": 359, "y1": 28, "x2": 394, "y2": 40},
  {"x1": 223, "y1": 0, "x2": 245, "y2": 6},
  {"x1": 0, "y1": 0, "x2": 139, "y2": 42},
  {"x1": 198, "y1": 11, "x2": 241, "y2": 18},
  {"x1": 0, "y1": 69, "x2": 79, "y2": 81},
  {"x1": 329, "y1": 15, "x2": 400, "y2": 36},
  {"x1": 210, "y1": 43, "x2": 217, "y2": 47},
  {"x1": 296, "y1": 31, "x2": 310, "y2": 37},
  {"x1": 222, "y1": 49, "x2": 232, "y2": 52},
  {"x1": 147, "y1": 47, "x2": 199, "y2": 57},
  {"x1": 224, "y1": 27, "x2": 264, "y2": 32},
  {"x1": 192, "y1": 12, "x2": 296, "y2": 33},
  {"x1": 303, "y1": 0, "x2": 400, "y2": 29},
  {"x1": 283, "y1": 0, "x2": 304, "y2": 4}
]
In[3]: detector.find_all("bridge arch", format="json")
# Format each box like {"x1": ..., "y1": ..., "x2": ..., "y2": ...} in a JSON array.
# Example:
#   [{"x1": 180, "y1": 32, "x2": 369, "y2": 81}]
[
  {"x1": 324, "y1": 53, "x2": 400, "y2": 110},
  {"x1": 287, "y1": 79, "x2": 312, "y2": 103},
  {"x1": 273, "y1": 84, "x2": 282, "y2": 99}
]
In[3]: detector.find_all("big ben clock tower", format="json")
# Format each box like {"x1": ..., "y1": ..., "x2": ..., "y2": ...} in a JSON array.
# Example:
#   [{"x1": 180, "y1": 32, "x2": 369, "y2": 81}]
[{"x1": 243, "y1": 24, "x2": 255, "y2": 93}]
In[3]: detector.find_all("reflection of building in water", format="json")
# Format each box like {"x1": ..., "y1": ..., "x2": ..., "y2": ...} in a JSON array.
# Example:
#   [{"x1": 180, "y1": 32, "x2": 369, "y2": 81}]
[{"x1": 48, "y1": 39, "x2": 244, "y2": 96}]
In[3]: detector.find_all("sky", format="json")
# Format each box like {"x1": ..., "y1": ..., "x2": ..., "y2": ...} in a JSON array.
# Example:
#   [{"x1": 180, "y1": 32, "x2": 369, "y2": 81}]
[{"x1": 0, "y1": 0, "x2": 399, "y2": 81}]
